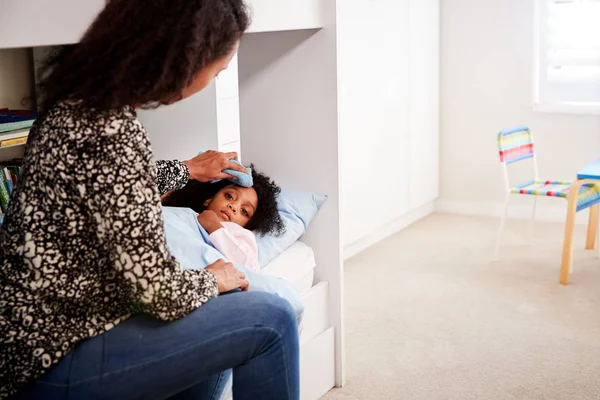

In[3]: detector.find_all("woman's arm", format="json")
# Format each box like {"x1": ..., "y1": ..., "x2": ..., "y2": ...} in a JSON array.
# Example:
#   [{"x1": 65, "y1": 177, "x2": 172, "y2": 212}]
[
  {"x1": 156, "y1": 151, "x2": 248, "y2": 196},
  {"x1": 156, "y1": 160, "x2": 190, "y2": 195},
  {"x1": 83, "y1": 121, "x2": 249, "y2": 321},
  {"x1": 89, "y1": 150, "x2": 216, "y2": 320}
]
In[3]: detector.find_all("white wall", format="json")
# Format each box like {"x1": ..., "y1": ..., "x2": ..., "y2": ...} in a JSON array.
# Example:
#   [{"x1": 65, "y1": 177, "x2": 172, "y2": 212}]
[
  {"x1": 338, "y1": 0, "x2": 411, "y2": 246},
  {"x1": 408, "y1": 0, "x2": 440, "y2": 211},
  {"x1": 439, "y1": 0, "x2": 600, "y2": 222},
  {"x1": 338, "y1": 0, "x2": 439, "y2": 251},
  {"x1": 0, "y1": 48, "x2": 34, "y2": 109},
  {"x1": 139, "y1": 84, "x2": 219, "y2": 161},
  {"x1": 0, "y1": 48, "x2": 33, "y2": 161}
]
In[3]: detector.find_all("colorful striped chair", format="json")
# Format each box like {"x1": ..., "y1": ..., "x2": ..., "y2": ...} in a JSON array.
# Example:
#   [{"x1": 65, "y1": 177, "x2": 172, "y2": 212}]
[{"x1": 494, "y1": 126, "x2": 600, "y2": 260}]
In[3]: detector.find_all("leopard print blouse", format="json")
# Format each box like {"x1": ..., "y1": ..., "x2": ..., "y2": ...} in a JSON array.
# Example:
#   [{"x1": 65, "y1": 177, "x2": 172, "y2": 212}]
[{"x1": 0, "y1": 101, "x2": 219, "y2": 398}]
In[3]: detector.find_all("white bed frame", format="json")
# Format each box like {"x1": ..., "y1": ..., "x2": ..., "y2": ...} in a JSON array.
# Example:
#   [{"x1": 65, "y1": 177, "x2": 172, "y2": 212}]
[
  {"x1": 1, "y1": 1, "x2": 344, "y2": 399},
  {"x1": 238, "y1": 19, "x2": 344, "y2": 400}
]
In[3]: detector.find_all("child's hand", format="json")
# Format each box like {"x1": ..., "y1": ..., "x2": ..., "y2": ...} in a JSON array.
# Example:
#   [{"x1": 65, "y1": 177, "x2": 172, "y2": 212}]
[{"x1": 197, "y1": 210, "x2": 223, "y2": 234}]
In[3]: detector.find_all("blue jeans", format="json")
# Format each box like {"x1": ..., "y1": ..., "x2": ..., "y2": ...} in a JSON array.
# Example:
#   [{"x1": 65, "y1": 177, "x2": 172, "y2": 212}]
[{"x1": 14, "y1": 292, "x2": 299, "y2": 400}]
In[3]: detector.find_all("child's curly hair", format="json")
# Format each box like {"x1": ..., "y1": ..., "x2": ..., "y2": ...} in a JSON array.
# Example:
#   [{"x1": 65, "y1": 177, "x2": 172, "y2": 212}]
[{"x1": 163, "y1": 164, "x2": 285, "y2": 236}]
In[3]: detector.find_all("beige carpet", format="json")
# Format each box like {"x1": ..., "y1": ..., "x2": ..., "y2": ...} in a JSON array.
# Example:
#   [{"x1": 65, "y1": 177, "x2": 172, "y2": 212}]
[{"x1": 323, "y1": 213, "x2": 600, "y2": 400}]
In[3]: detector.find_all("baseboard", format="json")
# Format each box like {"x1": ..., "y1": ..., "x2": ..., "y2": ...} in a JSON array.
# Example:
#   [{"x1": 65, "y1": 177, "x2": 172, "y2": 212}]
[
  {"x1": 343, "y1": 201, "x2": 436, "y2": 260},
  {"x1": 435, "y1": 199, "x2": 590, "y2": 225}
]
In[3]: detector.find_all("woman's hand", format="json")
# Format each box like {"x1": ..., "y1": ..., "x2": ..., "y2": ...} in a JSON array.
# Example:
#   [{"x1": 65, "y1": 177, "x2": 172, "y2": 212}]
[
  {"x1": 183, "y1": 150, "x2": 247, "y2": 182},
  {"x1": 197, "y1": 210, "x2": 223, "y2": 234},
  {"x1": 205, "y1": 259, "x2": 249, "y2": 292}
]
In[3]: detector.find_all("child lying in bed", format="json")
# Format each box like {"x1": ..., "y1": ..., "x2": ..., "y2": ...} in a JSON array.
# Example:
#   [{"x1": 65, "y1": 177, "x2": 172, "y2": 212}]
[
  {"x1": 162, "y1": 165, "x2": 284, "y2": 271},
  {"x1": 160, "y1": 205, "x2": 304, "y2": 323},
  {"x1": 160, "y1": 167, "x2": 304, "y2": 321},
  {"x1": 162, "y1": 168, "x2": 301, "y2": 400}
]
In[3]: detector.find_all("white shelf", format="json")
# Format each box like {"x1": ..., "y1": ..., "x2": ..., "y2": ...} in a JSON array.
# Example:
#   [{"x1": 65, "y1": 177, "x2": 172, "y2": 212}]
[
  {"x1": 0, "y1": 129, "x2": 29, "y2": 140},
  {"x1": 0, "y1": 144, "x2": 25, "y2": 163},
  {"x1": 0, "y1": 142, "x2": 26, "y2": 150},
  {"x1": 0, "y1": 0, "x2": 325, "y2": 49},
  {"x1": 0, "y1": 1, "x2": 104, "y2": 49},
  {"x1": 247, "y1": 0, "x2": 325, "y2": 33}
]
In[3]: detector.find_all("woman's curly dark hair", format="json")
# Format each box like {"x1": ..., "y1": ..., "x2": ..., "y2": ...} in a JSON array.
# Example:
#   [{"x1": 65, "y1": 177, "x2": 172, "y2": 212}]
[
  {"x1": 37, "y1": 0, "x2": 250, "y2": 112},
  {"x1": 163, "y1": 164, "x2": 285, "y2": 236}
]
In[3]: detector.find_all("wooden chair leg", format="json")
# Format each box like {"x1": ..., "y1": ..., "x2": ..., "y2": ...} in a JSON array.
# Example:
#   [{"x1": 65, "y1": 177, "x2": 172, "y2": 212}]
[
  {"x1": 586, "y1": 204, "x2": 599, "y2": 250},
  {"x1": 560, "y1": 180, "x2": 599, "y2": 284},
  {"x1": 560, "y1": 181, "x2": 584, "y2": 285}
]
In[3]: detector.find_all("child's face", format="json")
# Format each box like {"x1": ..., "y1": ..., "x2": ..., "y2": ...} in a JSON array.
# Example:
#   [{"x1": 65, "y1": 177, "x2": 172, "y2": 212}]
[{"x1": 204, "y1": 185, "x2": 258, "y2": 227}]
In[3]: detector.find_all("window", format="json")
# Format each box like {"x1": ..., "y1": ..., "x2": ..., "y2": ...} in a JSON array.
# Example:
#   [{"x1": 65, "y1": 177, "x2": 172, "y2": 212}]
[{"x1": 534, "y1": 0, "x2": 600, "y2": 114}]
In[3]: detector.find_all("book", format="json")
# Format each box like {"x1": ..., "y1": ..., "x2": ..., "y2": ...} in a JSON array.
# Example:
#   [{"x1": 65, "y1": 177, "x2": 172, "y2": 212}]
[
  {"x1": 0, "y1": 129, "x2": 29, "y2": 141},
  {"x1": 8, "y1": 167, "x2": 18, "y2": 186},
  {"x1": 3, "y1": 168, "x2": 13, "y2": 195},
  {"x1": 0, "y1": 110, "x2": 37, "y2": 133},
  {"x1": 0, "y1": 109, "x2": 37, "y2": 120},
  {"x1": 0, "y1": 162, "x2": 23, "y2": 179},
  {"x1": 0, "y1": 169, "x2": 10, "y2": 212},
  {"x1": 0, "y1": 136, "x2": 28, "y2": 148}
]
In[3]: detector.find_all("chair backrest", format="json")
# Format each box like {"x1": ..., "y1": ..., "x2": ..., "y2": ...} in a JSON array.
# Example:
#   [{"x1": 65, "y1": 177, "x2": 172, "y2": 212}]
[{"x1": 497, "y1": 126, "x2": 534, "y2": 165}]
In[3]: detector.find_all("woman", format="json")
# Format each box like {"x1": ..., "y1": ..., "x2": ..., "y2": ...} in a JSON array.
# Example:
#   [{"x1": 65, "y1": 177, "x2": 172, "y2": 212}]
[{"x1": 0, "y1": 1, "x2": 299, "y2": 399}]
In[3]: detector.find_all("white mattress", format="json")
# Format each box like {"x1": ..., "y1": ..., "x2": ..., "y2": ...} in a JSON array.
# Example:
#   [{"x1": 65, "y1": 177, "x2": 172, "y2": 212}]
[{"x1": 261, "y1": 241, "x2": 316, "y2": 295}]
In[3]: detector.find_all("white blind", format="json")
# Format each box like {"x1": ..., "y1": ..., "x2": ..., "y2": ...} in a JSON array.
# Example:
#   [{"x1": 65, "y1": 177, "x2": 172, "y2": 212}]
[
  {"x1": 547, "y1": 0, "x2": 600, "y2": 82},
  {"x1": 537, "y1": 0, "x2": 600, "y2": 106}
]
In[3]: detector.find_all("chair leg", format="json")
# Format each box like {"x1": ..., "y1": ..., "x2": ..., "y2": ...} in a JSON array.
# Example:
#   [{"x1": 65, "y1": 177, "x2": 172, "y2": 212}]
[
  {"x1": 494, "y1": 194, "x2": 510, "y2": 261},
  {"x1": 528, "y1": 196, "x2": 537, "y2": 243},
  {"x1": 560, "y1": 182, "x2": 584, "y2": 285},
  {"x1": 586, "y1": 204, "x2": 598, "y2": 250}
]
